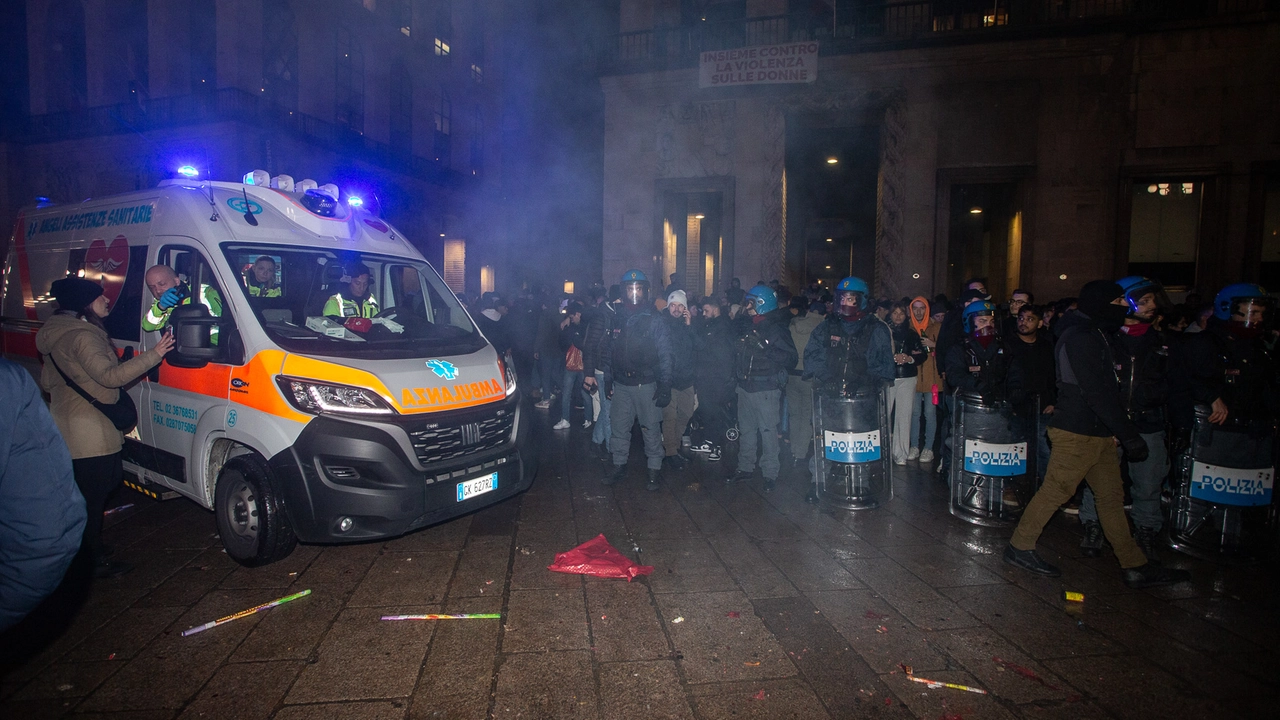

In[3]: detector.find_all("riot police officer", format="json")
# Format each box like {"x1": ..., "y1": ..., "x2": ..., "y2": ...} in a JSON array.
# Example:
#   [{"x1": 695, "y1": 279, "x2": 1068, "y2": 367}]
[
  {"x1": 1181, "y1": 283, "x2": 1279, "y2": 429},
  {"x1": 944, "y1": 300, "x2": 1021, "y2": 401},
  {"x1": 726, "y1": 285, "x2": 798, "y2": 492},
  {"x1": 802, "y1": 277, "x2": 895, "y2": 502},
  {"x1": 1079, "y1": 276, "x2": 1173, "y2": 560},
  {"x1": 599, "y1": 270, "x2": 674, "y2": 491}
]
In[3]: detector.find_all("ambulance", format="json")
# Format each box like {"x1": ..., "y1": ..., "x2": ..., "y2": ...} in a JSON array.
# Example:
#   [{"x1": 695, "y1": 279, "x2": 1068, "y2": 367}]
[{"x1": 2, "y1": 170, "x2": 537, "y2": 566}]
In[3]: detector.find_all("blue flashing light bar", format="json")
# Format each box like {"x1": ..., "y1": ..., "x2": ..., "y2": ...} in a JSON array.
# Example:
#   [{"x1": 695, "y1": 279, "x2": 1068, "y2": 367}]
[
  {"x1": 177, "y1": 165, "x2": 199, "y2": 178},
  {"x1": 347, "y1": 195, "x2": 364, "y2": 208}
]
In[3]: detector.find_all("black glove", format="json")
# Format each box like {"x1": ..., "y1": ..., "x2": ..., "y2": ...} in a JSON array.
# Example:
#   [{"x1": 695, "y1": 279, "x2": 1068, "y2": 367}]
[
  {"x1": 1120, "y1": 435, "x2": 1149, "y2": 463},
  {"x1": 654, "y1": 385, "x2": 671, "y2": 409}
]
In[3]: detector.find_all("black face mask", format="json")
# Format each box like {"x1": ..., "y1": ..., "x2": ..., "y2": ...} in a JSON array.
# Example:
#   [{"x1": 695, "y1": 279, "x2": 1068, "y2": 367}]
[{"x1": 1095, "y1": 304, "x2": 1128, "y2": 330}]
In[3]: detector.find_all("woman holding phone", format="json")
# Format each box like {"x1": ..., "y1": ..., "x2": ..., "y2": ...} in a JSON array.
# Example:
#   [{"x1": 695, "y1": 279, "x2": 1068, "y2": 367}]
[{"x1": 35, "y1": 277, "x2": 174, "y2": 578}]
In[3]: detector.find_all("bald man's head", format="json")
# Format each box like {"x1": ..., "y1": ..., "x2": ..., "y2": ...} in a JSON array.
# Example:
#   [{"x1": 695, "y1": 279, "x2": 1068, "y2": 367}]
[{"x1": 146, "y1": 265, "x2": 180, "y2": 300}]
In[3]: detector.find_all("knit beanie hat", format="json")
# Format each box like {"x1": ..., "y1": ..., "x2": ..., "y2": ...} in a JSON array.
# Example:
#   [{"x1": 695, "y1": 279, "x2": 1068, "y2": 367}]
[
  {"x1": 51, "y1": 276, "x2": 105, "y2": 313},
  {"x1": 667, "y1": 290, "x2": 687, "y2": 308}
]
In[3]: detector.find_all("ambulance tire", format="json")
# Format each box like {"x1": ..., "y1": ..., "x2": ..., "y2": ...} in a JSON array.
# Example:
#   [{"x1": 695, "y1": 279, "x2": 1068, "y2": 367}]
[{"x1": 215, "y1": 455, "x2": 298, "y2": 567}]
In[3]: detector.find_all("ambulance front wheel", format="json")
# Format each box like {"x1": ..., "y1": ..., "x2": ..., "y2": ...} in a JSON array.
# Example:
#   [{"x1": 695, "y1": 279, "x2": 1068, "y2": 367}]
[{"x1": 215, "y1": 455, "x2": 298, "y2": 567}]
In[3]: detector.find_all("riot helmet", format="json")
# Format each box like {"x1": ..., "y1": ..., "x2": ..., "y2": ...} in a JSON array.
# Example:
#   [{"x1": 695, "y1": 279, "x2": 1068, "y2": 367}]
[
  {"x1": 619, "y1": 269, "x2": 650, "y2": 307},
  {"x1": 834, "y1": 276, "x2": 869, "y2": 321},
  {"x1": 1115, "y1": 275, "x2": 1168, "y2": 322},
  {"x1": 744, "y1": 285, "x2": 778, "y2": 315},
  {"x1": 1214, "y1": 283, "x2": 1271, "y2": 338},
  {"x1": 963, "y1": 300, "x2": 997, "y2": 347}
]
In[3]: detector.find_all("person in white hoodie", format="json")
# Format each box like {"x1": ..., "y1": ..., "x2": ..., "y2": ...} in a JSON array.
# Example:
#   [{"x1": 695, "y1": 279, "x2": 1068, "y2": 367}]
[{"x1": 35, "y1": 277, "x2": 173, "y2": 578}]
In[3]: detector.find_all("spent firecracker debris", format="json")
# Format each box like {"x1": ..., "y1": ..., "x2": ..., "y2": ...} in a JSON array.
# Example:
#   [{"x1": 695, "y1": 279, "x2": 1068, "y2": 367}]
[{"x1": 182, "y1": 589, "x2": 311, "y2": 637}]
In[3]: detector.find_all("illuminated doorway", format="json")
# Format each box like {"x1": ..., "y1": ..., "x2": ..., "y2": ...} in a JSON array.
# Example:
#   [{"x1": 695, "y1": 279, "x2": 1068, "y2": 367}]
[{"x1": 947, "y1": 183, "x2": 1022, "y2": 301}]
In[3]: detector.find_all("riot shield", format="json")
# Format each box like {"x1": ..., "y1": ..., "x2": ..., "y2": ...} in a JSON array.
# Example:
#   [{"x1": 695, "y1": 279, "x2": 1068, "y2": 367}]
[
  {"x1": 812, "y1": 388, "x2": 891, "y2": 510},
  {"x1": 1167, "y1": 404, "x2": 1277, "y2": 561},
  {"x1": 948, "y1": 392, "x2": 1038, "y2": 526}
]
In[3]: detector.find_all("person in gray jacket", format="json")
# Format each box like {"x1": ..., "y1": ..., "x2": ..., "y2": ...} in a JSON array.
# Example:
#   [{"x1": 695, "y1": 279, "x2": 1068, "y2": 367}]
[{"x1": 0, "y1": 358, "x2": 87, "y2": 632}]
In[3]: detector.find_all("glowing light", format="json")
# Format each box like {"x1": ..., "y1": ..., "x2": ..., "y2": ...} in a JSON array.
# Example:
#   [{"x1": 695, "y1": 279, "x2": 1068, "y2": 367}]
[
  {"x1": 177, "y1": 165, "x2": 199, "y2": 178},
  {"x1": 826, "y1": 157, "x2": 838, "y2": 165},
  {"x1": 694, "y1": 213, "x2": 705, "y2": 219},
  {"x1": 825, "y1": 265, "x2": 831, "y2": 269},
  {"x1": 563, "y1": 281, "x2": 575, "y2": 294},
  {"x1": 969, "y1": 207, "x2": 983, "y2": 214},
  {"x1": 912, "y1": 273, "x2": 921, "y2": 279},
  {"x1": 826, "y1": 238, "x2": 833, "y2": 242},
  {"x1": 347, "y1": 196, "x2": 364, "y2": 208},
  {"x1": 1059, "y1": 274, "x2": 1068, "y2": 280}
]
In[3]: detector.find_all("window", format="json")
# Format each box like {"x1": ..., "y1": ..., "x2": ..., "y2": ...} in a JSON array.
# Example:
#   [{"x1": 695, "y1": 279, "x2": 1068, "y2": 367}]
[
  {"x1": 336, "y1": 29, "x2": 365, "y2": 133},
  {"x1": 480, "y1": 265, "x2": 495, "y2": 294},
  {"x1": 1261, "y1": 177, "x2": 1280, "y2": 288},
  {"x1": 434, "y1": 0, "x2": 452, "y2": 65},
  {"x1": 469, "y1": 106, "x2": 483, "y2": 174},
  {"x1": 435, "y1": 37, "x2": 451, "y2": 66},
  {"x1": 390, "y1": 59, "x2": 413, "y2": 153},
  {"x1": 46, "y1": 0, "x2": 87, "y2": 111},
  {"x1": 388, "y1": 0, "x2": 412, "y2": 35},
  {"x1": 190, "y1": 0, "x2": 217, "y2": 92},
  {"x1": 220, "y1": 244, "x2": 483, "y2": 360},
  {"x1": 263, "y1": 0, "x2": 299, "y2": 113},
  {"x1": 434, "y1": 90, "x2": 451, "y2": 167},
  {"x1": 470, "y1": 63, "x2": 483, "y2": 84},
  {"x1": 443, "y1": 239, "x2": 465, "y2": 293},
  {"x1": 63, "y1": 245, "x2": 148, "y2": 342},
  {"x1": 1128, "y1": 180, "x2": 1202, "y2": 289}
]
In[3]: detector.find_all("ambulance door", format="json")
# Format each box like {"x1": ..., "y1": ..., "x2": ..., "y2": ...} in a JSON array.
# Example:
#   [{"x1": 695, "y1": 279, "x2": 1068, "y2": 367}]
[{"x1": 141, "y1": 242, "x2": 233, "y2": 501}]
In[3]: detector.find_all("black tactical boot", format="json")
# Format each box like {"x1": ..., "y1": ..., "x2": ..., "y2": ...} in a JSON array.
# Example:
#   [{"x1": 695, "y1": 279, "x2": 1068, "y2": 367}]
[
  {"x1": 1134, "y1": 526, "x2": 1161, "y2": 564},
  {"x1": 646, "y1": 468, "x2": 662, "y2": 492},
  {"x1": 762, "y1": 478, "x2": 776, "y2": 493},
  {"x1": 1003, "y1": 545, "x2": 1061, "y2": 577},
  {"x1": 1122, "y1": 563, "x2": 1190, "y2": 589},
  {"x1": 1079, "y1": 521, "x2": 1108, "y2": 558},
  {"x1": 725, "y1": 470, "x2": 753, "y2": 485},
  {"x1": 602, "y1": 463, "x2": 626, "y2": 486}
]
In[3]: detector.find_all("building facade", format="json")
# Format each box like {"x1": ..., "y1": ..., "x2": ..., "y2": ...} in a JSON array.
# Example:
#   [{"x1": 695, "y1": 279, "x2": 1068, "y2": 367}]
[
  {"x1": 2, "y1": 0, "x2": 505, "y2": 296},
  {"x1": 599, "y1": 0, "x2": 1280, "y2": 302}
]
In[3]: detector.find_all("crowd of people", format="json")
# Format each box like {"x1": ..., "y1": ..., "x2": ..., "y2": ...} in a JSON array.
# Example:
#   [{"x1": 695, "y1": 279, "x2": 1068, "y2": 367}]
[{"x1": 468, "y1": 270, "x2": 1279, "y2": 589}]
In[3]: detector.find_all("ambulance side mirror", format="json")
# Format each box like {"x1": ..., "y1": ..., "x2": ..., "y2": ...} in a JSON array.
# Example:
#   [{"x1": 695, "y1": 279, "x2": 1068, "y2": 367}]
[{"x1": 166, "y1": 304, "x2": 222, "y2": 368}]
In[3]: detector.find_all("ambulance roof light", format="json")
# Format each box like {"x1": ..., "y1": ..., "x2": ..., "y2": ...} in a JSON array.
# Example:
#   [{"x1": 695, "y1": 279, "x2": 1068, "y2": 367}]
[
  {"x1": 318, "y1": 183, "x2": 340, "y2": 201},
  {"x1": 297, "y1": 178, "x2": 318, "y2": 192},
  {"x1": 243, "y1": 169, "x2": 269, "y2": 186},
  {"x1": 271, "y1": 174, "x2": 295, "y2": 191},
  {"x1": 347, "y1": 195, "x2": 364, "y2": 208},
  {"x1": 177, "y1": 165, "x2": 199, "y2": 178}
]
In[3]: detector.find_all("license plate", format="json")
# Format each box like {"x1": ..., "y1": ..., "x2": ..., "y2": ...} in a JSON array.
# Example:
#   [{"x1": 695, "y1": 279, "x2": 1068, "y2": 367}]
[{"x1": 457, "y1": 472, "x2": 498, "y2": 502}]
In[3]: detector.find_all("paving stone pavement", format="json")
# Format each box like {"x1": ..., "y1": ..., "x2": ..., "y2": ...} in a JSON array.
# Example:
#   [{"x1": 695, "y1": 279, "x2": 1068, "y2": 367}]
[{"x1": 3, "y1": 421, "x2": 1279, "y2": 719}]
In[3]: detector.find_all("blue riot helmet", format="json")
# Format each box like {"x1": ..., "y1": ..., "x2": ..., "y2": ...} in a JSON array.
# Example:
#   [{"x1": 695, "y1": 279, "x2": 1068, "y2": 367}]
[
  {"x1": 1115, "y1": 276, "x2": 1168, "y2": 321},
  {"x1": 834, "y1": 276, "x2": 869, "y2": 320},
  {"x1": 963, "y1": 300, "x2": 997, "y2": 334},
  {"x1": 619, "y1": 269, "x2": 650, "y2": 307},
  {"x1": 744, "y1": 285, "x2": 778, "y2": 315},
  {"x1": 1213, "y1": 283, "x2": 1271, "y2": 336}
]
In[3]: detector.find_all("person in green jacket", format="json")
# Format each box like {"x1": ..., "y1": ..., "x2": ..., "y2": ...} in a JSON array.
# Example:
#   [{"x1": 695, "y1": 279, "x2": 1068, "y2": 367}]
[
  {"x1": 246, "y1": 255, "x2": 282, "y2": 297},
  {"x1": 143, "y1": 265, "x2": 223, "y2": 343},
  {"x1": 323, "y1": 263, "x2": 379, "y2": 319}
]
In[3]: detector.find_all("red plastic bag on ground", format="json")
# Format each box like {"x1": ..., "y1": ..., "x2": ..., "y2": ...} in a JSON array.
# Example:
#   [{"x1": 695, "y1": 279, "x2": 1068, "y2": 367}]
[{"x1": 547, "y1": 534, "x2": 653, "y2": 581}]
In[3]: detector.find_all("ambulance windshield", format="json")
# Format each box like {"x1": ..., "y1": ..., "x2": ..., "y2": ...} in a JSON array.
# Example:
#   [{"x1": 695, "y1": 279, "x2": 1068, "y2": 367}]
[{"x1": 222, "y1": 244, "x2": 485, "y2": 360}]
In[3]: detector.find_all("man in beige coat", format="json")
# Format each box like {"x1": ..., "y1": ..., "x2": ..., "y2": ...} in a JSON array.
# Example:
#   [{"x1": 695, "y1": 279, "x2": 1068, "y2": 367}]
[{"x1": 36, "y1": 277, "x2": 172, "y2": 578}]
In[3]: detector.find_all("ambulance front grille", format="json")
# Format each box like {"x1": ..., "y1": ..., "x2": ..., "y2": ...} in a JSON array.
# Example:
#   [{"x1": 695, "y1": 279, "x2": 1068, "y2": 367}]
[{"x1": 406, "y1": 409, "x2": 514, "y2": 466}]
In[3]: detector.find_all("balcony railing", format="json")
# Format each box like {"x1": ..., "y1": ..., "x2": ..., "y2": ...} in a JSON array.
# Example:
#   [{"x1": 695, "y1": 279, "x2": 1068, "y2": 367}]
[
  {"x1": 603, "y1": 0, "x2": 1277, "y2": 74},
  {"x1": 7, "y1": 88, "x2": 461, "y2": 186}
]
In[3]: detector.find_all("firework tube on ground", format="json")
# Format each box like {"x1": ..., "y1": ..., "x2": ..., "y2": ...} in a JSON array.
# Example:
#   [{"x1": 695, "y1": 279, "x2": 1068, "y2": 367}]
[
  {"x1": 181, "y1": 589, "x2": 312, "y2": 637},
  {"x1": 381, "y1": 613, "x2": 502, "y2": 621}
]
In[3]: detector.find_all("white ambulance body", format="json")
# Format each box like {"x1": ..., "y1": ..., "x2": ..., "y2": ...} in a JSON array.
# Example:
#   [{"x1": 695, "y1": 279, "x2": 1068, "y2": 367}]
[{"x1": 2, "y1": 175, "x2": 535, "y2": 565}]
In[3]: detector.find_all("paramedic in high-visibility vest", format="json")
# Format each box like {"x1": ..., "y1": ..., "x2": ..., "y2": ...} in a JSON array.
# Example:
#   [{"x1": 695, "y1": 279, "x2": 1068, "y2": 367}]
[
  {"x1": 143, "y1": 264, "x2": 224, "y2": 342},
  {"x1": 323, "y1": 263, "x2": 379, "y2": 319},
  {"x1": 246, "y1": 255, "x2": 282, "y2": 297}
]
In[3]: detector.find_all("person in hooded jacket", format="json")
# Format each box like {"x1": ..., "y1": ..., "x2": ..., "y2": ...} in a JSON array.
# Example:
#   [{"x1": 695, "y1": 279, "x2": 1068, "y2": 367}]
[
  {"x1": 583, "y1": 285, "x2": 621, "y2": 459},
  {"x1": 474, "y1": 292, "x2": 510, "y2": 356},
  {"x1": 908, "y1": 297, "x2": 942, "y2": 465},
  {"x1": 1005, "y1": 280, "x2": 1189, "y2": 589},
  {"x1": 1078, "y1": 277, "x2": 1176, "y2": 561},
  {"x1": 600, "y1": 270, "x2": 674, "y2": 491},
  {"x1": 36, "y1": 277, "x2": 174, "y2": 578},
  {"x1": 726, "y1": 285, "x2": 798, "y2": 492}
]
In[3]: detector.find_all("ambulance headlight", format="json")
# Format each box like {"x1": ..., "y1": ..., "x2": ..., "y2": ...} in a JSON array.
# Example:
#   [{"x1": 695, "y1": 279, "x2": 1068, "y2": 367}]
[
  {"x1": 276, "y1": 376, "x2": 395, "y2": 416},
  {"x1": 500, "y1": 354, "x2": 518, "y2": 396}
]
